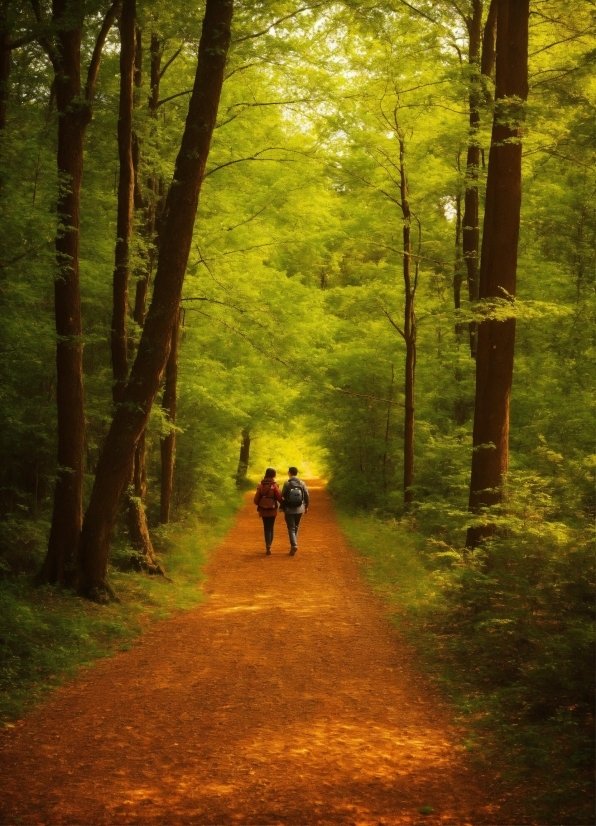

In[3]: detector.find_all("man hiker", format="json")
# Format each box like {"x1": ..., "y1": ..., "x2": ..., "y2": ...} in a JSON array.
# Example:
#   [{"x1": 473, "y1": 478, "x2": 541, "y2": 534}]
[
  {"x1": 281, "y1": 467, "x2": 309, "y2": 556},
  {"x1": 254, "y1": 467, "x2": 283, "y2": 555}
]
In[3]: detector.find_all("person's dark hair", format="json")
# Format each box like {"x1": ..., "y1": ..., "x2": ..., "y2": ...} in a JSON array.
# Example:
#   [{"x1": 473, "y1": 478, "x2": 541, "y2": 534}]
[
  {"x1": 288, "y1": 466, "x2": 298, "y2": 476},
  {"x1": 264, "y1": 467, "x2": 276, "y2": 478}
]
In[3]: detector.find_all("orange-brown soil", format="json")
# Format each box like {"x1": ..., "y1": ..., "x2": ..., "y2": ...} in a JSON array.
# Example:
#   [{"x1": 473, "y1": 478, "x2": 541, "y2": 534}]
[{"x1": 0, "y1": 484, "x2": 524, "y2": 825}]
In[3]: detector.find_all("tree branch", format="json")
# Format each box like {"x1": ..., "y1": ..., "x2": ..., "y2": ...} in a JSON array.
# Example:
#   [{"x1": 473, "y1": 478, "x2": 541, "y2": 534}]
[
  {"x1": 159, "y1": 45, "x2": 183, "y2": 79},
  {"x1": 380, "y1": 305, "x2": 406, "y2": 340},
  {"x1": 7, "y1": 30, "x2": 39, "y2": 49},
  {"x1": 187, "y1": 308, "x2": 403, "y2": 406},
  {"x1": 156, "y1": 88, "x2": 192, "y2": 108},
  {"x1": 394, "y1": 0, "x2": 438, "y2": 25},
  {"x1": 85, "y1": 0, "x2": 121, "y2": 102},
  {"x1": 204, "y1": 147, "x2": 300, "y2": 178},
  {"x1": 30, "y1": 0, "x2": 59, "y2": 67},
  {"x1": 233, "y1": 2, "x2": 328, "y2": 43}
]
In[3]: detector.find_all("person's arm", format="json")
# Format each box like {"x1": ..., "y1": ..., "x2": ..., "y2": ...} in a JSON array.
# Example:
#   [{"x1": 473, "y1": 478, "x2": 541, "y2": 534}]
[
  {"x1": 253, "y1": 485, "x2": 262, "y2": 506},
  {"x1": 275, "y1": 484, "x2": 283, "y2": 503},
  {"x1": 302, "y1": 481, "x2": 309, "y2": 511}
]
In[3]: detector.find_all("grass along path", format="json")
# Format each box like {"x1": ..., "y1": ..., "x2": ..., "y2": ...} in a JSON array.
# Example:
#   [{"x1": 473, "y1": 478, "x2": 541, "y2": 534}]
[
  {"x1": 0, "y1": 483, "x2": 524, "y2": 825},
  {"x1": 0, "y1": 501, "x2": 241, "y2": 722}
]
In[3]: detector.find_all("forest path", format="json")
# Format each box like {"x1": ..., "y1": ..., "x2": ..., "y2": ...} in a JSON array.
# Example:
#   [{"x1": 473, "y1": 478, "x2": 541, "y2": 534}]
[{"x1": 0, "y1": 483, "x2": 516, "y2": 825}]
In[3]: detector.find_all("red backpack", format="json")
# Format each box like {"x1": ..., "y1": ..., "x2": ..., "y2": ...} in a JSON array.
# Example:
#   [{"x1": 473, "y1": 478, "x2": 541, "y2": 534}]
[{"x1": 256, "y1": 481, "x2": 278, "y2": 510}]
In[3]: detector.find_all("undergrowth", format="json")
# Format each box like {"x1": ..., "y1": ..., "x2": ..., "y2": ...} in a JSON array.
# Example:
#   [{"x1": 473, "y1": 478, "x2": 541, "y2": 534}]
[
  {"x1": 0, "y1": 494, "x2": 242, "y2": 723},
  {"x1": 337, "y1": 508, "x2": 595, "y2": 826}
]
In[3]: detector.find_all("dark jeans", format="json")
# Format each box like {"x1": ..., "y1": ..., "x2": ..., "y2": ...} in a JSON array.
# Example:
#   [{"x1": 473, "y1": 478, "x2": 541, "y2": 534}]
[
  {"x1": 262, "y1": 516, "x2": 276, "y2": 548},
  {"x1": 284, "y1": 512, "x2": 302, "y2": 549}
]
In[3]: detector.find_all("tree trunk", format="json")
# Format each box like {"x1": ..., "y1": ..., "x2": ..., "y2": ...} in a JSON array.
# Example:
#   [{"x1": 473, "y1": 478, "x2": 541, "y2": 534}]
[
  {"x1": 127, "y1": 432, "x2": 164, "y2": 574},
  {"x1": 160, "y1": 314, "x2": 180, "y2": 523},
  {"x1": 481, "y1": 0, "x2": 498, "y2": 81},
  {"x1": 110, "y1": 1, "x2": 159, "y2": 567},
  {"x1": 462, "y1": 0, "x2": 483, "y2": 359},
  {"x1": 399, "y1": 138, "x2": 416, "y2": 507},
  {"x1": 453, "y1": 185, "x2": 465, "y2": 337},
  {"x1": 461, "y1": 0, "x2": 498, "y2": 359},
  {"x1": 77, "y1": 0, "x2": 234, "y2": 597},
  {"x1": 111, "y1": 0, "x2": 135, "y2": 404},
  {"x1": 41, "y1": 11, "x2": 88, "y2": 585},
  {"x1": 133, "y1": 32, "x2": 162, "y2": 326},
  {"x1": 382, "y1": 364, "x2": 394, "y2": 493},
  {"x1": 466, "y1": 0, "x2": 530, "y2": 548},
  {"x1": 39, "y1": 1, "x2": 119, "y2": 585},
  {"x1": 236, "y1": 427, "x2": 251, "y2": 487}
]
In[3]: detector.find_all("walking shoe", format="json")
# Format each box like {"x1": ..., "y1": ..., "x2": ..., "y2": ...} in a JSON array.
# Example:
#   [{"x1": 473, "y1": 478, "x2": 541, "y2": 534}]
[
  {"x1": 266, "y1": 548, "x2": 272, "y2": 555},
  {"x1": 289, "y1": 547, "x2": 297, "y2": 556}
]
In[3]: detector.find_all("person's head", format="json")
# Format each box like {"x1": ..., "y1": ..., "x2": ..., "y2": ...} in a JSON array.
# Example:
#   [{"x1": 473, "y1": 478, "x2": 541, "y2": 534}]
[
  {"x1": 288, "y1": 466, "x2": 298, "y2": 477},
  {"x1": 264, "y1": 467, "x2": 276, "y2": 479}
]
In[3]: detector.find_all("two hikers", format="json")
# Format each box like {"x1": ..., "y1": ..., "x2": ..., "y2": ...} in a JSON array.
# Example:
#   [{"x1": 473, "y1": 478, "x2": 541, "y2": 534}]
[{"x1": 254, "y1": 466, "x2": 309, "y2": 556}]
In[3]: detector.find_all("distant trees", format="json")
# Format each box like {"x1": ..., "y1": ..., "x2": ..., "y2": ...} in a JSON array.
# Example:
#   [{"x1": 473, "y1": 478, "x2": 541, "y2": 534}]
[
  {"x1": 236, "y1": 428, "x2": 251, "y2": 488},
  {"x1": 0, "y1": 0, "x2": 592, "y2": 597}
]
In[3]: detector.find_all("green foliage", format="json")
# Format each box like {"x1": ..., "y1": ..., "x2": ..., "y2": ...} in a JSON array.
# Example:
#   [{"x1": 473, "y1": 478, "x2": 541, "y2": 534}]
[
  {"x1": 0, "y1": 3, "x2": 593, "y2": 819},
  {"x1": 339, "y1": 489, "x2": 595, "y2": 823}
]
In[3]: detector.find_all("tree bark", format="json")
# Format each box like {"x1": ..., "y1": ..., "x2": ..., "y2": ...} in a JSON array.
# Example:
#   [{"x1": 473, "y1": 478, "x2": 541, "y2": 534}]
[
  {"x1": 399, "y1": 137, "x2": 416, "y2": 507},
  {"x1": 133, "y1": 32, "x2": 162, "y2": 326},
  {"x1": 127, "y1": 431, "x2": 164, "y2": 574},
  {"x1": 453, "y1": 184, "x2": 465, "y2": 336},
  {"x1": 466, "y1": 0, "x2": 530, "y2": 548},
  {"x1": 236, "y1": 427, "x2": 251, "y2": 487},
  {"x1": 382, "y1": 364, "x2": 394, "y2": 493},
  {"x1": 481, "y1": 0, "x2": 498, "y2": 81},
  {"x1": 461, "y1": 0, "x2": 483, "y2": 359},
  {"x1": 461, "y1": 0, "x2": 498, "y2": 359},
  {"x1": 109, "y1": 2, "x2": 159, "y2": 568},
  {"x1": 77, "y1": 0, "x2": 234, "y2": 597},
  {"x1": 111, "y1": 0, "x2": 135, "y2": 404},
  {"x1": 160, "y1": 313, "x2": 180, "y2": 523},
  {"x1": 41, "y1": 1, "x2": 119, "y2": 584}
]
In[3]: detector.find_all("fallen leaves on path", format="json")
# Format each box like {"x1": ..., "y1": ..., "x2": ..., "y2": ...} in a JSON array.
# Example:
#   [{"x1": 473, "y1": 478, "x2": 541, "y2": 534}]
[{"x1": 0, "y1": 483, "x2": 525, "y2": 825}]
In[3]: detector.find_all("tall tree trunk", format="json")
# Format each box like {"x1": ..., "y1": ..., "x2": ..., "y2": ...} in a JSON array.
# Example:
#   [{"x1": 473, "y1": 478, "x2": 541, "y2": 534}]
[
  {"x1": 110, "y1": 1, "x2": 160, "y2": 569},
  {"x1": 466, "y1": 0, "x2": 530, "y2": 548},
  {"x1": 160, "y1": 313, "x2": 180, "y2": 523},
  {"x1": 111, "y1": 0, "x2": 135, "y2": 404},
  {"x1": 39, "y1": 1, "x2": 119, "y2": 586},
  {"x1": 461, "y1": 0, "x2": 498, "y2": 359},
  {"x1": 133, "y1": 31, "x2": 162, "y2": 325},
  {"x1": 453, "y1": 183, "x2": 464, "y2": 337},
  {"x1": 236, "y1": 427, "x2": 251, "y2": 488},
  {"x1": 399, "y1": 137, "x2": 416, "y2": 507},
  {"x1": 41, "y1": 19, "x2": 86, "y2": 584},
  {"x1": 77, "y1": 0, "x2": 234, "y2": 598},
  {"x1": 481, "y1": 0, "x2": 498, "y2": 81},
  {"x1": 461, "y1": 0, "x2": 483, "y2": 359}
]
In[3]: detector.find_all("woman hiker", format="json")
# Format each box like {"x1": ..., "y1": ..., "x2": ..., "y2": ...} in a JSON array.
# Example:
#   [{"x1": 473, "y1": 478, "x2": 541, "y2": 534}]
[{"x1": 254, "y1": 467, "x2": 283, "y2": 555}]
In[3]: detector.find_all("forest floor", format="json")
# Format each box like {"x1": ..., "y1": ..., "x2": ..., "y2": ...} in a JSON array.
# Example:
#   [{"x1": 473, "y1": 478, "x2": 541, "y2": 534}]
[{"x1": 0, "y1": 483, "x2": 529, "y2": 826}]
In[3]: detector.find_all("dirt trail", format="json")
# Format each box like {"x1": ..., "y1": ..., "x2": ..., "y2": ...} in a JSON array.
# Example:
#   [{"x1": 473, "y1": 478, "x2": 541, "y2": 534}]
[{"x1": 0, "y1": 483, "x2": 518, "y2": 825}]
